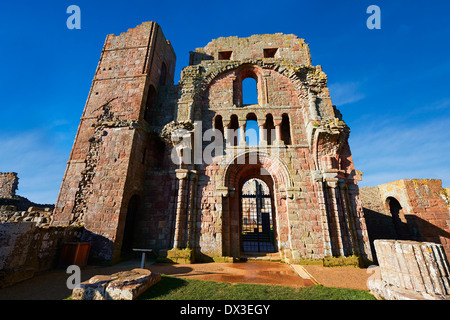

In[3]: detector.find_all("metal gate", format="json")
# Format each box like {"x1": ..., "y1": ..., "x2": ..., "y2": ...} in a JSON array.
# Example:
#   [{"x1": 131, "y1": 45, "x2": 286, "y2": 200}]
[{"x1": 241, "y1": 179, "x2": 276, "y2": 253}]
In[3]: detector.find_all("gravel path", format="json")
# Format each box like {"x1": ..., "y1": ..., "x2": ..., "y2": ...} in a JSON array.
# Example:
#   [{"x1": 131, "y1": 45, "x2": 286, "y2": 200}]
[{"x1": 301, "y1": 265, "x2": 376, "y2": 290}]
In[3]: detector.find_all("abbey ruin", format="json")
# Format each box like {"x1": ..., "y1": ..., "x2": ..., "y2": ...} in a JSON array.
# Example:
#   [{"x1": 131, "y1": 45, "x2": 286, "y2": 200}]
[{"x1": 1, "y1": 23, "x2": 449, "y2": 289}]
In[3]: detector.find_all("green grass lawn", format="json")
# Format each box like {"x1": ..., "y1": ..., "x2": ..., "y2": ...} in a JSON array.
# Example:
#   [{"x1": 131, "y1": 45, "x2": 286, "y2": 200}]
[{"x1": 138, "y1": 275, "x2": 376, "y2": 300}]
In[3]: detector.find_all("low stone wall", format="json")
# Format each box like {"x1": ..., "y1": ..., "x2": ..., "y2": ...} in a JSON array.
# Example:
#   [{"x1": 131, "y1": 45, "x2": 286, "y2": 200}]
[
  {"x1": 368, "y1": 239, "x2": 450, "y2": 300},
  {"x1": 0, "y1": 222, "x2": 82, "y2": 288},
  {"x1": 0, "y1": 205, "x2": 53, "y2": 226}
]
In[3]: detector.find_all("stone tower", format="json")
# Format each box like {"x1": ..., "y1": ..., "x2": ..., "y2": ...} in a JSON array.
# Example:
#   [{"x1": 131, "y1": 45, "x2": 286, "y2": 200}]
[
  {"x1": 52, "y1": 22, "x2": 177, "y2": 261},
  {"x1": 52, "y1": 22, "x2": 373, "y2": 264}
]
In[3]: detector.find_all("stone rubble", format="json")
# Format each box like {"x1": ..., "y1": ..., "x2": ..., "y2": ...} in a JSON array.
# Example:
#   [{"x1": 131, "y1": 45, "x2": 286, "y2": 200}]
[{"x1": 0, "y1": 205, "x2": 53, "y2": 227}]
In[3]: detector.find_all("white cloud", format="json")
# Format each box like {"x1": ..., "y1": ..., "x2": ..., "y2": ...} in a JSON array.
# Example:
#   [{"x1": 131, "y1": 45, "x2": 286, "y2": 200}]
[
  {"x1": 328, "y1": 81, "x2": 365, "y2": 106},
  {"x1": 0, "y1": 130, "x2": 71, "y2": 204},
  {"x1": 351, "y1": 114, "x2": 450, "y2": 188}
]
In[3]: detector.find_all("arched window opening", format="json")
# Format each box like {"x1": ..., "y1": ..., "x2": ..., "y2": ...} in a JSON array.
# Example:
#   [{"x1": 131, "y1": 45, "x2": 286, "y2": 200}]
[
  {"x1": 214, "y1": 115, "x2": 224, "y2": 139},
  {"x1": 228, "y1": 115, "x2": 239, "y2": 147},
  {"x1": 144, "y1": 85, "x2": 157, "y2": 124},
  {"x1": 281, "y1": 114, "x2": 292, "y2": 145},
  {"x1": 151, "y1": 138, "x2": 166, "y2": 170},
  {"x1": 159, "y1": 62, "x2": 167, "y2": 87},
  {"x1": 245, "y1": 113, "x2": 259, "y2": 146},
  {"x1": 242, "y1": 77, "x2": 258, "y2": 105},
  {"x1": 264, "y1": 114, "x2": 275, "y2": 145},
  {"x1": 213, "y1": 115, "x2": 225, "y2": 151}
]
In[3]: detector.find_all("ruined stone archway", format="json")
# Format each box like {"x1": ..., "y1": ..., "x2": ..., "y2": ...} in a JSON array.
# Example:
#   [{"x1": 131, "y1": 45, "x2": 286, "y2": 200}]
[
  {"x1": 240, "y1": 178, "x2": 277, "y2": 253},
  {"x1": 219, "y1": 151, "x2": 294, "y2": 258}
]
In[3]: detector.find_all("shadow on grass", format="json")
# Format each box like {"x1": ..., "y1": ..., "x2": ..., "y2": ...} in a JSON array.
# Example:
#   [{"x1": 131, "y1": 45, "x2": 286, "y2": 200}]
[{"x1": 138, "y1": 275, "x2": 189, "y2": 300}]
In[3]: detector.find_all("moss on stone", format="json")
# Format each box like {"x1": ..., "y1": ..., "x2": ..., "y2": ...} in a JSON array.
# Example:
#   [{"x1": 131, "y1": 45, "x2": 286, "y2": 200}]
[
  {"x1": 323, "y1": 255, "x2": 360, "y2": 268},
  {"x1": 158, "y1": 248, "x2": 195, "y2": 264}
]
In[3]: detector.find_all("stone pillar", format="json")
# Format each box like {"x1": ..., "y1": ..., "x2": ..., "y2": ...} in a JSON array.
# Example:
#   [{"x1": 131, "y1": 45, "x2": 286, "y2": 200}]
[
  {"x1": 315, "y1": 176, "x2": 333, "y2": 257},
  {"x1": 347, "y1": 183, "x2": 372, "y2": 261},
  {"x1": 273, "y1": 117, "x2": 284, "y2": 146},
  {"x1": 308, "y1": 91, "x2": 319, "y2": 120},
  {"x1": 258, "y1": 121, "x2": 266, "y2": 146},
  {"x1": 337, "y1": 181, "x2": 354, "y2": 255},
  {"x1": 239, "y1": 121, "x2": 246, "y2": 146},
  {"x1": 327, "y1": 180, "x2": 345, "y2": 256},
  {"x1": 173, "y1": 169, "x2": 189, "y2": 248},
  {"x1": 338, "y1": 181, "x2": 357, "y2": 255},
  {"x1": 275, "y1": 124, "x2": 282, "y2": 142},
  {"x1": 186, "y1": 170, "x2": 198, "y2": 249},
  {"x1": 262, "y1": 72, "x2": 270, "y2": 105},
  {"x1": 222, "y1": 119, "x2": 230, "y2": 147}
]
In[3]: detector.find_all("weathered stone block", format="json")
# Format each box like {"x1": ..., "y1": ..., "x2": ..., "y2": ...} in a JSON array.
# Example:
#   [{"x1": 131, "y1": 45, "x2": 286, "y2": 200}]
[
  {"x1": 72, "y1": 269, "x2": 161, "y2": 300},
  {"x1": 369, "y1": 240, "x2": 450, "y2": 300}
]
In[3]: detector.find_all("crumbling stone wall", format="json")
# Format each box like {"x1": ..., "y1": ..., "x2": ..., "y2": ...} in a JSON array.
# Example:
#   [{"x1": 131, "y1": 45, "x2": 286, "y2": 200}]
[
  {"x1": 0, "y1": 172, "x2": 18, "y2": 199},
  {"x1": 0, "y1": 222, "x2": 81, "y2": 288},
  {"x1": 162, "y1": 33, "x2": 372, "y2": 263},
  {"x1": 52, "y1": 22, "x2": 373, "y2": 264},
  {"x1": 0, "y1": 205, "x2": 53, "y2": 226},
  {"x1": 52, "y1": 22, "x2": 177, "y2": 262}
]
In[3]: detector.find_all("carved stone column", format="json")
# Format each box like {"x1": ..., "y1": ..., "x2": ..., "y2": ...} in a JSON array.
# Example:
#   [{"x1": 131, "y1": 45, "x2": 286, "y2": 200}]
[
  {"x1": 239, "y1": 121, "x2": 246, "y2": 146},
  {"x1": 326, "y1": 179, "x2": 345, "y2": 256},
  {"x1": 173, "y1": 169, "x2": 189, "y2": 248},
  {"x1": 186, "y1": 170, "x2": 198, "y2": 249},
  {"x1": 273, "y1": 117, "x2": 283, "y2": 145},
  {"x1": 258, "y1": 121, "x2": 266, "y2": 146},
  {"x1": 308, "y1": 91, "x2": 319, "y2": 120}
]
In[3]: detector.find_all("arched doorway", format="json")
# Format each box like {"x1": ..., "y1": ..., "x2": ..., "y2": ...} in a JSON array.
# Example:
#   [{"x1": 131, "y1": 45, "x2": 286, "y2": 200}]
[
  {"x1": 240, "y1": 178, "x2": 276, "y2": 253},
  {"x1": 121, "y1": 195, "x2": 140, "y2": 256},
  {"x1": 221, "y1": 151, "x2": 291, "y2": 258}
]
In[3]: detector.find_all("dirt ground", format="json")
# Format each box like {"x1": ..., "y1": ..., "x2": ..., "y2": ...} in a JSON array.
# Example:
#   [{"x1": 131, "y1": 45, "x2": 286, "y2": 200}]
[
  {"x1": 301, "y1": 265, "x2": 375, "y2": 290},
  {"x1": 0, "y1": 260, "x2": 375, "y2": 300}
]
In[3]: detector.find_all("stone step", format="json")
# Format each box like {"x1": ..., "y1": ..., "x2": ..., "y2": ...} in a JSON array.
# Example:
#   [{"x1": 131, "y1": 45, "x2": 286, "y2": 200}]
[{"x1": 241, "y1": 252, "x2": 281, "y2": 261}]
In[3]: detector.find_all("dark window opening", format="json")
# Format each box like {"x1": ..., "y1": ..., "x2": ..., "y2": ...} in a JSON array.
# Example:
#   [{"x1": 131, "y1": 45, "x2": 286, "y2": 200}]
[
  {"x1": 218, "y1": 51, "x2": 233, "y2": 60},
  {"x1": 281, "y1": 114, "x2": 292, "y2": 145},
  {"x1": 264, "y1": 114, "x2": 275, "y2": 145},
  {"x1": 213, "y1": 115, "x2": 225, "y2": 154},
  {"x1": 121, "y1": 195, "x2": 140, "y2": 256},
  {"x1": 144, "y1": 85, "x2": 157, "y2": 124},
  {"x1": 264, "y1": 48, "x2": 278, "y2": 58},
  {"x1": 142, "y1": 148, "x2": 147, "y2": 164},
  {"x1": 147, "y1": 138, "x2": 166, "y2": 170},
  {"x1": 159, "y1": 62, "x2": 167, "y2": 87},
  {"x1": 228, "y1": 115, "x2": 239, "y2": 146}
]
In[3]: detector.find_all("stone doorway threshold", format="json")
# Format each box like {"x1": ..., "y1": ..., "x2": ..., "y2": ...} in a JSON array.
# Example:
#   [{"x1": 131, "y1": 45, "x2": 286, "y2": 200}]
[{"x1": 239, "y1": 251, "x2": 281, "y2": 261}]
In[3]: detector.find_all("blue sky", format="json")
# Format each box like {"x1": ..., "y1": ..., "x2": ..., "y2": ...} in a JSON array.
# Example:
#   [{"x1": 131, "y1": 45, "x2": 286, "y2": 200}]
[{"x1": 0, "y1": 1, "x2": 449, "y2": 204}]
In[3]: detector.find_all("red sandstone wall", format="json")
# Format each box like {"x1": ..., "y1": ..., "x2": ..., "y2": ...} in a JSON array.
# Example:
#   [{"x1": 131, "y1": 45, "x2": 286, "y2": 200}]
[
  {"x1": 362, "y1": 179, "x2": 450, "y2": 260},
  {"x1": 52, "y1": 22, "x2": 177, "y2": 262},
  {"x1": 190, "y1": 34, "x2": 312, "y2": 66}
]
